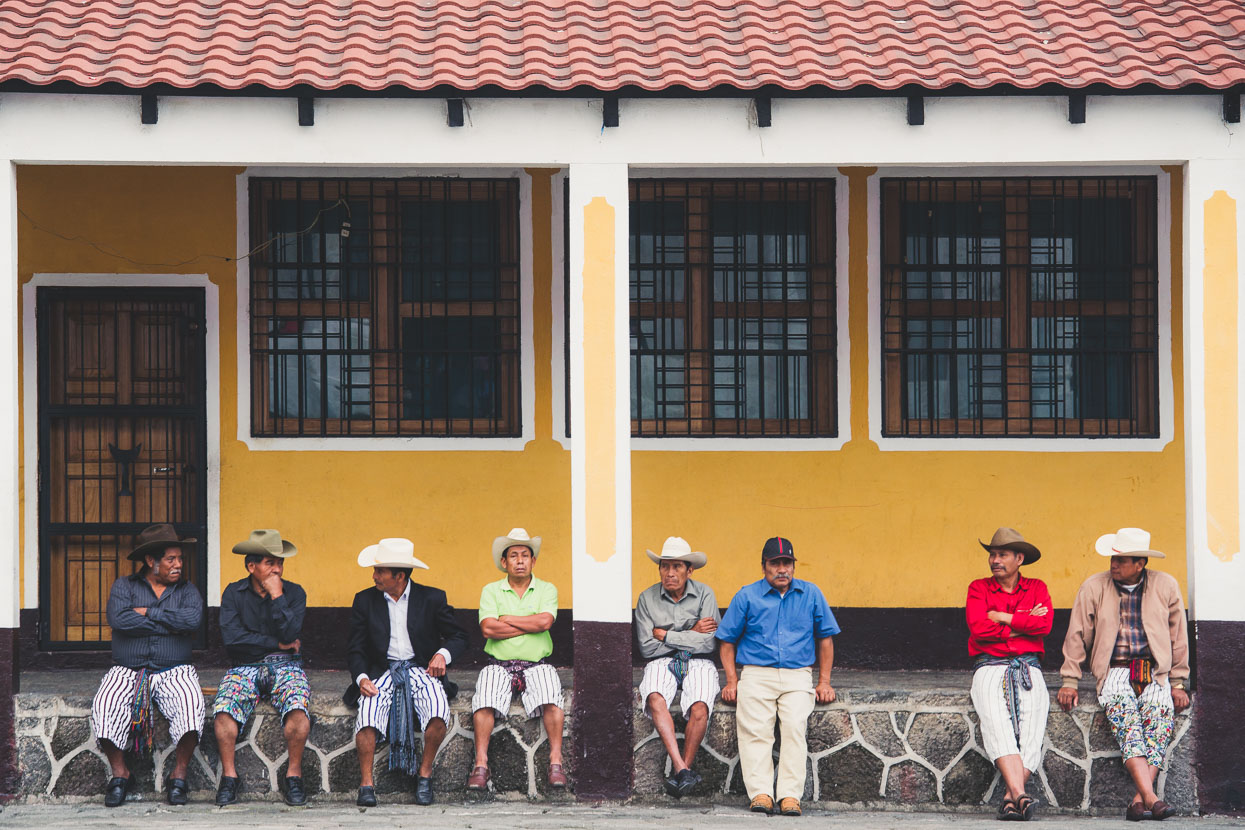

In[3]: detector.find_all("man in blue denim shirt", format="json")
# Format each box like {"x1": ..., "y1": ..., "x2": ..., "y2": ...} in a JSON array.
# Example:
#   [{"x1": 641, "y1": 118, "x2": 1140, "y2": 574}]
[{"x1": 716, "y1": 537, "x2": 839, "y2": 817}]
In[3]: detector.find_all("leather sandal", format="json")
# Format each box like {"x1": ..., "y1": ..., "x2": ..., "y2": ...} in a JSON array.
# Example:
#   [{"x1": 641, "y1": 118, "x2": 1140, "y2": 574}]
[
  {"x1": 999, "y1": 798, "x2": 1023, "y2": 821},
  {"x1": 1017, "y1": 794, "x2": 1036, "y2": 821},
  {"x1": 466, "y1": 765, "x2": 490, "y2": 791}
]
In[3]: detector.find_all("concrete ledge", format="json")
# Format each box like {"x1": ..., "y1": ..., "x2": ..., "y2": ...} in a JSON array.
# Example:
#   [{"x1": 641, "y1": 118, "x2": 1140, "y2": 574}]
[{"x1": 14, "y1": 669, "x2": 1195, "y2": 812}]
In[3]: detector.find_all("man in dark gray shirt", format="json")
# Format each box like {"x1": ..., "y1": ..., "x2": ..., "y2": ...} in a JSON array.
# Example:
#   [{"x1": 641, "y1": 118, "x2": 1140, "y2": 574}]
[
  {"x1": 212, "y1": 530, "x2": 309, "y2": 807},
  {"x1": 90, "y1": 523, "x2": 204, "y2": 808},
  {"x1": 634, "y1": 537, "x2": 721, "y2": 799}
]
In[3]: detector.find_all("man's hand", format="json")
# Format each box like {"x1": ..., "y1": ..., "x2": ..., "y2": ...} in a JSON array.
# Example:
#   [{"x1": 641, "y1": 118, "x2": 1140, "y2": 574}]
[
  {"x1": 133, "y1": 607, "x2": 147, "y2": 616},
  {"x1": 815, "y1": 682, "x2": 836, "y2": 705},
  {"x1": 359, "y1": 678, "x2": 380, "y2": 698},
  {"x1": 260, "y1": 573, "x2": 283, "y2": 599},
  {"x1": 987, "y1": 610, "x2": 1013, "y2": 625},
  {"x1": 721, "y1": 681, "x2": 738, "y2": 703},
  {"x1": 279, "y1": 639, "x2": 301, "y2": 653},
  {"x1": 1173, "y1": 688, "x2": 1190, "y2": 712},
  {"x1": 1057, "y1": 687, "x2": 1078, "y2": 712},
  {"x1": 426, "y1": 653, "x2": 447, "y2": 677},
  {"x1": 653, "y1": 628, "x2": 667, "y2": 642},
  {"x1": 1029, "y1": 603, "x2": 1049, "y2": 617},
  {"x1": 691, "y1": 617, "x2": 717, "y2": 634}
]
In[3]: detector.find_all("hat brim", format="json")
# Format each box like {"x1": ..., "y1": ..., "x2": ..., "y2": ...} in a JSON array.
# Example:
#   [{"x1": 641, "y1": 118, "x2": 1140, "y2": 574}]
[
  {"x1": 979, "y1": 539, "x2": 1042, "y2": 565},
  {"x1": 492, "y1": 536, "x2": 541, "y2": 572},
  {"x1": 1094, "y1": 533, "x2": 1165, "y2": 559},
  {"x1": 357, "y1": 545, "x2": 429, "y2": 570},
  {"x1": 646, "y1": 549, "x2": 707, "y2": 569},
  {"x1": 231, "y1": 539, "x2": 298, "y2": 558},
  {"x1": 128, "y1": 538, "x2": 196, "y2": 562}
]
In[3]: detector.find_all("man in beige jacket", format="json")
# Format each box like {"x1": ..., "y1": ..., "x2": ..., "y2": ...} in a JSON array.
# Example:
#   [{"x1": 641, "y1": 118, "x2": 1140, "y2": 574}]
[{"x1": 1058, "y1": 528, "x2": 1190, "y2": 822}]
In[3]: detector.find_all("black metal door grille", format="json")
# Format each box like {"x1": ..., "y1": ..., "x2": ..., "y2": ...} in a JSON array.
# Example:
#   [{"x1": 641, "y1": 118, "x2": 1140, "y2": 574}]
[{"x1": 37, "y1": 288, "x2": 208, "y2": 649}]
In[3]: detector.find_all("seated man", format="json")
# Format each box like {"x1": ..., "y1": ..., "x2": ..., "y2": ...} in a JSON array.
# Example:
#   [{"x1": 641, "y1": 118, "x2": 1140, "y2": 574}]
[
  {"x1": 213, "y1": 529, "x2": 309, "y2": 807},
  {"x1": 634, "y1": 536, "x2": 721, "y2": 798},
  {"x1": 717, "y1": 537, "x2": 839, "y2": 817},
  {"x1": 348, "y1": 537, "x2": 468, "y2": 807},
  {"x1": 467, "y1": 528, "x2": 566, "y2": 791},
  {"x1": 90, "y1": 523, "x2": 205, "y2": 807},
  {"x1": 966, "y1": 527, "x2": 1052, "y2": 822},
  {"x1": 1059, "y1": 527, "x2": 1191, "y2": 822}
]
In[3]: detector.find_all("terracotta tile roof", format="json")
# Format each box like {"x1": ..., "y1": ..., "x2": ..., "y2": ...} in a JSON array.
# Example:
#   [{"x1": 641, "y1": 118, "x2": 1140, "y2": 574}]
[{"x1": 1, "y1": 0, "x2": 1243, "y2": 93}]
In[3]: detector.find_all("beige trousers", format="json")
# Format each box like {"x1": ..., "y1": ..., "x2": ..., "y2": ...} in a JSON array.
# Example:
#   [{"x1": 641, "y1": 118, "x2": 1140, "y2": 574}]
[{"x1": 736, "y1": 665, "x2": 816, "y2": 801}]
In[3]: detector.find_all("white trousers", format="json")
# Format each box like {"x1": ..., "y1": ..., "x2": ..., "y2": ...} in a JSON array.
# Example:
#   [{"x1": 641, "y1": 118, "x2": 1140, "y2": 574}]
[
  {"x1": 970, "y1": 664, "x2": 1050, "y2": 773},
  {"x1": 639, "y1": 657, "x2": 720, "y2": 718},
  {"x1": 91, "y1": 664, "x2": 205, "y2": 749},
  {"x1": 735, "y1": 666, "x2": 815, "y2": 801},
  {"x1": 355, "y1": 666, "x2": 451, "y2": 734},
  {"x1": 470, "y1": 663, "x2": 563, "y2": 718}
]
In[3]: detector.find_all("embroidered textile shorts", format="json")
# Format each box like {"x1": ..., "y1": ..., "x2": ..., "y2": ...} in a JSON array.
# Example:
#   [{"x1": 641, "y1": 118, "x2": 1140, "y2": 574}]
[{"x1": 212, "y1": 662, "x2": 310, "y2": 727}]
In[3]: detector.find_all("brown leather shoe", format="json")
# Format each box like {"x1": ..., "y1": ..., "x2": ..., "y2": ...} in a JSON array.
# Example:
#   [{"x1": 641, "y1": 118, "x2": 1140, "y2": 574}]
[
  {"x1": 1126, "y1": 801, "x2": 1149, "y2": 822},
  {"x1": 547, "y1": 763, "x2": 568, "y2": 788},
  {"x1": 749, "y1": 794, "x2": 775, "y2": 814},
  {"x1": 1149, "y1": 800, "x2": 1176, "y2": 820},
  {"x1": 466, "y1": 766, "x2": 490, "y2": 791},
  {"x1": 779, "y1": 797, "x2": 802, "y2": 816}
]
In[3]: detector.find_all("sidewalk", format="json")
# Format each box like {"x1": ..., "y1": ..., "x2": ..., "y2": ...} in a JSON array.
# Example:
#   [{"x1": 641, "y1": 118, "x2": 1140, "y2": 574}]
[{"x1": 3, "y1": 803, "x2": 1244, "y2": 829}]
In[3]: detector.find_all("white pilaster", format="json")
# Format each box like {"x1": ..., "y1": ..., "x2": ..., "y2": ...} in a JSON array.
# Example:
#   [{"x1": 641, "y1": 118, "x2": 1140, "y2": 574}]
[
  {"x1": 567, "y1": 163, "x2": 632, "y2": 623},
  {"x1": 0, "y1": 161, "x2": 19, "y2": 628},
  {"x1": 1184, "y1": 158, "x2": 1245, "y2": 622}
]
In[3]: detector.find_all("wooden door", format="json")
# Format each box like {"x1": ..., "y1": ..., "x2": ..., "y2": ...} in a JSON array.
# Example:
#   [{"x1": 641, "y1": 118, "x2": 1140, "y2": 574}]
[{"x1": 37, "y1": 288, "x2": 207, "y2": 648}]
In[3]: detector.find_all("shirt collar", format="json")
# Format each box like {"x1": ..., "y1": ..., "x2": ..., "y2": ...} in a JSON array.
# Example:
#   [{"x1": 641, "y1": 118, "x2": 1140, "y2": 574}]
[
  {"x1": 384, "y1": 581, "x2": 411, "y2": 604},
  {"x1": 660, "y1": 579, "x2": 702, "y2": 603},
  {"x1": 501, "y1": 575, "x2": 538, "y2": 595},
  {"x1": 987, "y1": 575, "x2": 1029, "y2": 593},
  {"x1": 762, "y1": 577, "x2": 804, "y2": 597},
  {"x1": 1114, "y1": 569, "x2": 1146, "y2": 594}
]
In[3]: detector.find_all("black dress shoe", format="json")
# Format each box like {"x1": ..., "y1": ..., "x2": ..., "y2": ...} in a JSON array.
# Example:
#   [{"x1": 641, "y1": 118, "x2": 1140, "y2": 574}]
[
  {"x1": 215, "y1": 775, "x2": 240, "y2": 806},
  {"x1": 104, "y1": 775, "x2": 133, "y2": 808},
  {"x1": 414, "y1": 776, "x2": 434, "y2": 806},
  {"x1": 356, "y1": 785, "x2": 378, "y2": 807},
  {"x1": 675, "y1": 768, "x2": 699, "y2": 797},
  {"x1": 283, "y1": 775, "x2": 307, "y2": 807},
  {"x1": 167, "y1": 777, "x2": 190, "y2": 806}
]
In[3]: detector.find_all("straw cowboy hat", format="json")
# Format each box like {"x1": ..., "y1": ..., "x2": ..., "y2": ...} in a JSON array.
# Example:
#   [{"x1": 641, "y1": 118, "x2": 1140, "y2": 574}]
[
  {"x1": 979, "y1": 527, "x2": 1042, "y2": 564},
  {"x1": 128, "y1": 523, "x2": 197, "y2": 562},
  {"x1": 646, "y1": 536, "x2": 707, "y2": 569},
  {"x1": 492, "y1": 528, "x2": 541, "y2": 572},
  {"x1": 357, "y1": 537, "x2": 430, "y2": 569},
  {"x1": 231, "y1": 529, "x2": 298, "y2": 559},
  {"x1": 1094, "y1": 527, "x2": 1165, "y2": 559}
]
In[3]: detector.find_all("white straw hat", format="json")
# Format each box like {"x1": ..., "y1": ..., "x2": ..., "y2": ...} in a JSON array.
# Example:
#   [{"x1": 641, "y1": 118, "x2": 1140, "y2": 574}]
[
  {"x1": 357, "y1": 537, "x2": 430, "y2": 569},
  {"x1": 492, "y1": 528, "x2": 542, "y2": 572},
  {"x1": 645, "y1": 536, "x2": 707, "y2": 569},
  {"x1": 1094, "y1": 527, "x2": 1165, "y2": 559}
]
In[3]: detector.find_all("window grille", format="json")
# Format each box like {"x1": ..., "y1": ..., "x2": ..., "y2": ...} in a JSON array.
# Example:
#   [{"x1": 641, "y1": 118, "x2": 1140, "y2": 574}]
[
  {"x1": 881, "y1": 177, "x2": 1159, "y2": 437},
  {"x1": 629, "y1": 179, "x2": 837, "y2": 437},
  {"x1": 249, "y1": 178, "x2": 521, "y2": 437}
]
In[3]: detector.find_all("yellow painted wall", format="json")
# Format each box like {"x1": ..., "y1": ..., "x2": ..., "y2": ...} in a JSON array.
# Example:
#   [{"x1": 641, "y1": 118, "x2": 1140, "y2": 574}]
[
  {"x1": 631, "y1": 167, "x2": 1189, "y2": 609},
  {"x1": 17, "y1": 166, "x2": 571, "y2": 609},
  {"x1": 17, "y1": 165, "x2": 1188, "y2": 612}
]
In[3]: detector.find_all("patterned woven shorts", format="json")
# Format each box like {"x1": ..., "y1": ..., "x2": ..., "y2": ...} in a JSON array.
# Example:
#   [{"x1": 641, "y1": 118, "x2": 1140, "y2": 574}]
[{"x1": 212, "y1": 662, "x2": 310, "y2": 727}]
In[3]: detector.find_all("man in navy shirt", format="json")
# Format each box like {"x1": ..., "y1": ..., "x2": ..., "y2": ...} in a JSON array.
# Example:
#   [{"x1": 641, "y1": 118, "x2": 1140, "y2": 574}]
[{"x1": 716, "y1": 537, "x2": 839, "y2": 817}]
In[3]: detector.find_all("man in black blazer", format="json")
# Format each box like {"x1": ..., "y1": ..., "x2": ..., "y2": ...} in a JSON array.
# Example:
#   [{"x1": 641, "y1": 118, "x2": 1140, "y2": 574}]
[{"x1": 348, "y1": 538, "x2": 467, "y2": 807}]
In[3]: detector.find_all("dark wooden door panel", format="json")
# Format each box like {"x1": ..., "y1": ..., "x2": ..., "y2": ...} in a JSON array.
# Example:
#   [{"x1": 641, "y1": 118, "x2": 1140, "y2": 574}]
[{"x1": 38, "y1": 288, "x2": 208, "y2": 649}]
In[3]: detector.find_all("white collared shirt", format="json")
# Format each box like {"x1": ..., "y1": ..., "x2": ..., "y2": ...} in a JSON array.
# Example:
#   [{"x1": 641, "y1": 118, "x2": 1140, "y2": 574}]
[{"x1": 355, "y1": 581, "x2": 453, "y2": 686}]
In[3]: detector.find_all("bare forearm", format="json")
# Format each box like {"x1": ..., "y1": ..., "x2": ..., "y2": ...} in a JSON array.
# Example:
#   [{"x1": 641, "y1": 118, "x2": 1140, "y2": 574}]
[
  {"x1": 480, "y1": 619, "x2": 526, "y2": 638},
  {"x1": 499, "y1": 612, "x2": 554, "y2": 633},
  {"x1": 719, "y1": 641, "x2": 738, "y2": 684},
  {"x1": 817, "y1": 637, "x2": 834, "y2": 685}
]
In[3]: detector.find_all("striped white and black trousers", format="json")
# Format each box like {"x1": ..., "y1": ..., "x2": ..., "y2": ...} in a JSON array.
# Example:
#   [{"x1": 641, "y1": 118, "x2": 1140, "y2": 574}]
[
  {"x1": 91, "y1": 664, "x2": 205, "y2": 749},
  {"x1": 354, "y1": 667, "x2": 451, "y2": 735},
  {"x1": 470, "y1": 662, "x2": 563, "y2": 718}
]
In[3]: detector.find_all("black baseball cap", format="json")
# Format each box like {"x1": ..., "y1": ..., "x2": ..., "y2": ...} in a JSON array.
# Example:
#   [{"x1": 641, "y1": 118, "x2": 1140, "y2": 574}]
[{"x1": 762, "y1": 537, "x2": 797, "y2": 561}]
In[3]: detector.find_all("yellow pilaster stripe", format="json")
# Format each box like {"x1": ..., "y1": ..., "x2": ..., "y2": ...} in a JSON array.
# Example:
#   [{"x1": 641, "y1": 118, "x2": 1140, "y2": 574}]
[
  {"x1": 1204, "y1": 190, "x2": 1240, "y2": 562},
  {"x1": 583, "y1": 196, "x2": 617, "y2": 563},
  {"x1": 525, "y1": 169, "x2": 556, "y2": 441},
  {"x1": 838, "y1": 166, "x2": 877, "y2": 444}
]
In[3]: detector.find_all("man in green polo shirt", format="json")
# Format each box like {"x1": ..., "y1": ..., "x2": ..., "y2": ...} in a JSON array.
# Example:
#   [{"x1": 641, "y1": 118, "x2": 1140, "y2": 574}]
[{"x1": 466, "y1": 528, "x2": 567, "y2": 791}]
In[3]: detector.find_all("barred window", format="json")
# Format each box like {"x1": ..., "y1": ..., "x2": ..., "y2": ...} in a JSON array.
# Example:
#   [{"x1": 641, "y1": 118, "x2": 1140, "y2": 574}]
[
  {"x1": 249, "y1": 178, "x2": 521, "y2": 437},
  {"x1": 629, "y1": 179, "x2": 837, "y2": 437},
  {"x1": 881, "y1": 177, "x2": 1158, "y2": 437}
]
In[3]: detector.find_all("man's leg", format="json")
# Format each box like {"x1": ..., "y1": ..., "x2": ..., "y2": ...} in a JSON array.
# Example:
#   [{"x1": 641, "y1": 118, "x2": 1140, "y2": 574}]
[
  {"x1": 648, "y1": 693, "x2": 688, "y2": 772},
  {"x1": 274, "y1": 665, "x2": 313, "y2": 779},
  {"x1": 356, "y1": 727, "x2": 379, "y2": 787},
  {"x1": 470, "y1": 665, "x2": 513, "y2": 769},
  {"x1": 170, "y1": 730, "x2": 198, "y2": 780},
  {"x1": 151, "y1": 665, "x2": 205, "y2": 781},
  {"x1": 92, "y1": 666, "x2": 138, "y2": 780},
  {"x1": 541, "y1": 705, "x2": 565, "y2": 766},
  {"x1": 735, "y1": 667, "x2": 779, "y2": 800},
  {"x1": 522, "y1": 664, "x2": 566, "y2": 768},
  {"x1": 995, "y1": 755, "x2": 1030, "y2": 802},
  {"x1": 682, "y1": 701, "x2": 710, "y2": 769},
  {"x1": 99, "y1": 740, "x2": 129, "y2": 778},
  {"x1": 214, "y1": 714, "x2": 241, "y2": 778},
  {"x1": 355, "y1": 670, "x2": 394, "y2": 789},
  {"x1": 472, "y1": 708, "x2": 495, "y2": 767},
  {"x1": 773, "y1": 670, "x2": 815, "y2": 802},
  {"x1": 283, "y1": 711, "x2": 310, "y2": 777},
  {"x1": 419, "y1": 718, "x2": 447, "y2": 778}
]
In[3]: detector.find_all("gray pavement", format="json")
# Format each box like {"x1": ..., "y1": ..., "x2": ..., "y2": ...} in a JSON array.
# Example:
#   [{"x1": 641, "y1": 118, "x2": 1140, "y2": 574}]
[{"x1": 3, "y1": 802, "x2": 1244, "y2": 829}]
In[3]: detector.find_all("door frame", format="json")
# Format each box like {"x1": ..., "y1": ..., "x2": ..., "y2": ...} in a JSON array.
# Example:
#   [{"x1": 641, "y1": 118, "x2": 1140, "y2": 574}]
[{"x1": 21, "y1": 274, "x2": 221, "y2": 642}]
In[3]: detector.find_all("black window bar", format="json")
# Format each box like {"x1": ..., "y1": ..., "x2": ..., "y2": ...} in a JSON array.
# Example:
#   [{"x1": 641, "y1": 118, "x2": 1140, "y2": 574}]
[
  {"x1": 249, "y1": 178, "x2": 522, "y2": 437},
  {"x1": 629, "y1": 179, "x2": 837, "y2": 437},
  {"x1": 880, "y1": 176, "x2": 1159, "y2": 437}
]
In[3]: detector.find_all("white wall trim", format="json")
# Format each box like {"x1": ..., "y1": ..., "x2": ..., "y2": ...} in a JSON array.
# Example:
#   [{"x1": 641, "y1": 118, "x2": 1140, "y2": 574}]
[
  {"x1": 21, "y1": 273, "x2": 223, "y2": 608},
  {"x1": 550, "y1": 169, "x2": 570, "y2": 449},
  {"x1": 866, "y1": 164, "x2": 1177, "y2": 452},
  {"x1": 0, "y1": 161, "x2": 18, "y2": 625},
  {"x1": 628, "y1": 168, "x2": 853, "y2": 451},
  {"x1": 234, "y1": 166, "x2": 538, "y2": 451}
]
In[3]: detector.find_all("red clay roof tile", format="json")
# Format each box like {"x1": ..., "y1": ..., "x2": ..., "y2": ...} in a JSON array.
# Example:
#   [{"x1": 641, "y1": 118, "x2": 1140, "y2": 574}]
[{"x1": 0, "y1": 0, "x2": 1242, "y2": 93}]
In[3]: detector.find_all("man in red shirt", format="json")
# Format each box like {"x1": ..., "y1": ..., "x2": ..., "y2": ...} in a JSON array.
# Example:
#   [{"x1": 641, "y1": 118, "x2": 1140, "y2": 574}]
[{"x1": 966, "y1": 527, "x2": 1053, "y2": 822}]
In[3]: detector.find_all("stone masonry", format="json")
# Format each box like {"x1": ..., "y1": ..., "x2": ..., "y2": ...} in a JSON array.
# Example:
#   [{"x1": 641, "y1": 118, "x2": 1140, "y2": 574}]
[{"x1": 14, "y1": 670, "x2": 1194, "y2": 812}]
